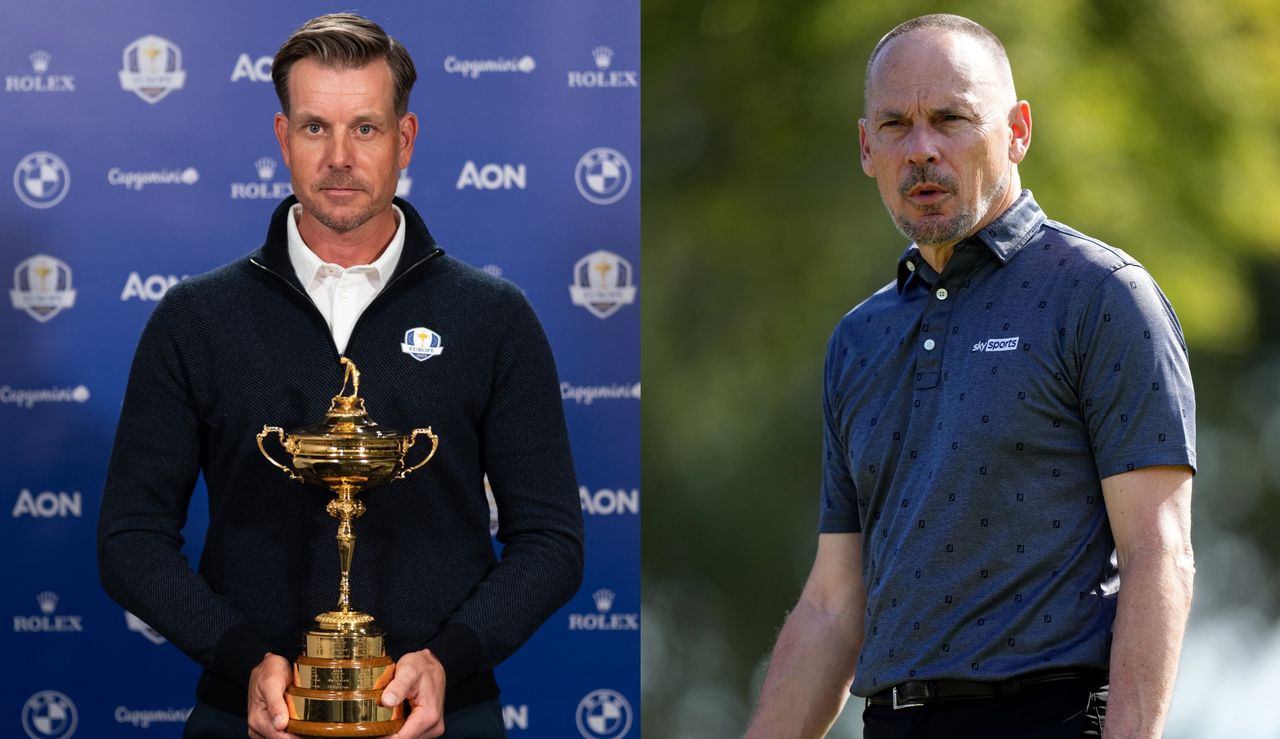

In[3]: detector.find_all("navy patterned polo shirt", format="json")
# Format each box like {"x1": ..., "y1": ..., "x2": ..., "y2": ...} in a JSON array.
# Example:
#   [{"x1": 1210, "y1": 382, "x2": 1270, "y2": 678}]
[{"x1": 819, "y1": 190, "x2": 1195, "y2": 696}]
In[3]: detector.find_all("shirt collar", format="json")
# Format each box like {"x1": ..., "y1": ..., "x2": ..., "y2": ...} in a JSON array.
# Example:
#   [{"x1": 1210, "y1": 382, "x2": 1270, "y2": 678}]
[
  {"x1": 286, "y1": 203, "x2": 407, "y2": 290},
  {"x1": 896, "y1": 189, "x2": 1045, "y2": 292}
]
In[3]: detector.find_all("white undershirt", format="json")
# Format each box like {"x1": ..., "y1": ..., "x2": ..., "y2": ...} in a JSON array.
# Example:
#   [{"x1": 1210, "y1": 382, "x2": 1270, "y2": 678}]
[{"x1": 286, "y1": 203, "x2": 406, "y2": 354}]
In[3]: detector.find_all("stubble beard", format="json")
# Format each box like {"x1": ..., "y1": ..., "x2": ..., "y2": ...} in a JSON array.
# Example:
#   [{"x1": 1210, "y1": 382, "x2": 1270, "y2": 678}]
[
  {"x1": 892, "y1": 167, "x2": 1010, "y2": 248},
  {"x1": 300, "y1": 159, "x2": 399, "y2": 234}
]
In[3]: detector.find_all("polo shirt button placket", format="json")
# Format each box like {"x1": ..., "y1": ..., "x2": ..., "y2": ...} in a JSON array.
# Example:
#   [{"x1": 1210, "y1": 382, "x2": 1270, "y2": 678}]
[{"x1": 913, "y1": 281, "x2": 956, "y2": 391}]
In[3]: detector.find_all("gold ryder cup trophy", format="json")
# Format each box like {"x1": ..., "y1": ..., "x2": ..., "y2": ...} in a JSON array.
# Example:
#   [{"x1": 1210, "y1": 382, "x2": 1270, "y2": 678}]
[{"x1": 256, "y1": 357, "x2": 439, "y2": 736}]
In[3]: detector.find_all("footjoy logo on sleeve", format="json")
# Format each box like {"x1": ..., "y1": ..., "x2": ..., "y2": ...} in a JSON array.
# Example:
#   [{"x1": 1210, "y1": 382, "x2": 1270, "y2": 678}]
[{"x1": 972, "y1": 336, "x2": 1019, "y2": 352}]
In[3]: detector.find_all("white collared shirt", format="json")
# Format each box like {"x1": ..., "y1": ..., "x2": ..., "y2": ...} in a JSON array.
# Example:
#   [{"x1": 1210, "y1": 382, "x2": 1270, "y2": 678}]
[{"x1": 286, "y1": 203, "x2": 406, "y2": 354}]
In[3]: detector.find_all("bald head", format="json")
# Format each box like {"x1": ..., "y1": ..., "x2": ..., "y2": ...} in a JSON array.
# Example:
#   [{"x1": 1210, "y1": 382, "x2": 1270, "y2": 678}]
[{"x1": 864, "y1": 14, "x2": 1015, "y2": 115}]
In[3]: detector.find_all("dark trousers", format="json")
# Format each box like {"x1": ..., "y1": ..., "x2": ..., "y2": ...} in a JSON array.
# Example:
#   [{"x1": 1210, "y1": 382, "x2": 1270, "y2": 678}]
[
  {"x1": 183, "y1": 698, "x2": 507, "y2": 739},
  {"x1": 862, "y1": 682, "x2": 1107, "y2": 739}
]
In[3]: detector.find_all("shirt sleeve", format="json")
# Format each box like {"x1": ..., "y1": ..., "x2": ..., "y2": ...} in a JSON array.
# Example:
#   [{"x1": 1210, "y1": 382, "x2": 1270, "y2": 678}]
[
  {"x1": 819, "y1": 328, "x2": 862, "y2": 533},
  {"x1": 1075, "y1": 264, "x2": 1196, "y2": 479}
]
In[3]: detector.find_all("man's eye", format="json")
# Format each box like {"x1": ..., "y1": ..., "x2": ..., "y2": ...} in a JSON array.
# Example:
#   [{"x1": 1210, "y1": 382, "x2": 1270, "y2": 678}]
[
  {"x1": 358, "y1": 125, "x2": 373, "y2": 135},
  {"x1": 306, "y1": 123, "x2": 322, "y2": 134}
]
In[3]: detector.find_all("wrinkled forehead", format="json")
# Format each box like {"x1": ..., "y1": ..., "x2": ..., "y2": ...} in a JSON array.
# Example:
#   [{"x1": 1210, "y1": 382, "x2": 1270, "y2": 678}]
[{"x1": 865, "y1": 30, "x2": 1011, "y2": 115}]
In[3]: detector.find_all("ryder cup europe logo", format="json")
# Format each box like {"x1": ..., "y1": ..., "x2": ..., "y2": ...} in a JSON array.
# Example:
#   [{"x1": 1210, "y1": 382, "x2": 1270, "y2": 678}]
[
  {"x1": 119, "y1": 35, "x2": 186, "y2": 104},
  {"x1": 11, "y1": 255, "x2": 76, "y2": 322},
  {"x1": 570, "y1": 250, "x2": 636, "y2": 319},
  {"x1": 575, "y1": 148, "x2": 631, "y2": 205},
  {"x1": 21, "y1": 690, "x2": 78, "y2": 739},
  {"x1": 576, "y1": 689, "x2": 632, "y2": 739},
  {"x1": 401, "y1": 327, "x2": 444, "y2": 361},
  {"x1": 13, "y1": 152, "x2": 69, "y2": 209}
]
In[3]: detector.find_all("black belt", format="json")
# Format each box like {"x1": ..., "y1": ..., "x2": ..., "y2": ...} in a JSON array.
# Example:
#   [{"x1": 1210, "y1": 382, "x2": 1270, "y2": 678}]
[{"x1": 867, "y1": 669, "x2": 1105, "y2": 710}]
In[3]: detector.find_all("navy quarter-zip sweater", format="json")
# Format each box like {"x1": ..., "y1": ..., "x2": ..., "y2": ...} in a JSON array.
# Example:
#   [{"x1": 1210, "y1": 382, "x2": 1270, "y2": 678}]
[{"x1": 98, "y1": 196, "x2": 584, "y2": 715}]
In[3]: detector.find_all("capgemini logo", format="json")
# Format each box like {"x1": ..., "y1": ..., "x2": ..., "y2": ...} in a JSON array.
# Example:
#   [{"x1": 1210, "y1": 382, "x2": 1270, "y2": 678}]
[
  {"x1": 30, "y1": 50, "x2": 51, "y2": 74},
  {"x1": 255, "y1": 157, "x2": 277, "y2": 180}
]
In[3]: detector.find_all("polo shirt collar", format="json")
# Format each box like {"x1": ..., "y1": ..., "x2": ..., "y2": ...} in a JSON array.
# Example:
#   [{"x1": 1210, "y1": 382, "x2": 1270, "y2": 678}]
[
  {"x1": 286, "y1": 203, "x2": 406, "y2": 290},
  {"x1": 896, "y1": 189, "x2": 1045, "y2": 292},
  {"x1": 251, "y1": 196, "x2": 441, "y2": 294}
]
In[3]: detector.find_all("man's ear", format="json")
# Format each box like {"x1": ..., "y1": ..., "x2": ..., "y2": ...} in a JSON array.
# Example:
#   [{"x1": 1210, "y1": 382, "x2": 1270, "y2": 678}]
[{"x1": 1008, "y1": 101, "x2": 1031, "y2": 164}]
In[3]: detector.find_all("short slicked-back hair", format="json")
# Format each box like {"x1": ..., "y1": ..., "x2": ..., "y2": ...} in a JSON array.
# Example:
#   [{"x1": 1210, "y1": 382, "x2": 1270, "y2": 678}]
[
  {"x1": 272, "y1": 13, "x2": 417, "y2": 118},
  {"x1": 864, "y1": 14, "x2": 1015, "y2": 110}
]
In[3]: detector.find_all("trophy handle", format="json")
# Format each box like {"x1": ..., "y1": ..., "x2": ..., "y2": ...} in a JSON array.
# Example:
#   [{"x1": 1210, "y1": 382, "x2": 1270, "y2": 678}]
[
  {"x1": 395, "y1": 427, "x2": 439, "y2": 480},
  {"x1": 257, "y1": 426, "x2": 303, "y2": 482}
]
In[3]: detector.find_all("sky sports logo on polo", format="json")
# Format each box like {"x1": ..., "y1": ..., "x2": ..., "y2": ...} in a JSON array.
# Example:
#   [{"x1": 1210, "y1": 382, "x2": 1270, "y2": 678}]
[
  {"x1": 6, "y1": 50, "x2": 76, "y2": 93},
  {"x1": 972, "y1": 336, "x2": 1020, "y2": 352},
  {"x1": 13, "y1": 591, "x2": 82, "y2": 633},
  {"x1": 568, "y1": 587, "x2": 639, "y2": 631},
  {"x1": 443, "y1": 54, "x2": 536, "y2": 79}
]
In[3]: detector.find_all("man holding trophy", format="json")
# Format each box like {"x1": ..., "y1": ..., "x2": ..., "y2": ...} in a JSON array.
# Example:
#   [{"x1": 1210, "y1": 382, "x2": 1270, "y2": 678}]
[{"x1": 98, "y1": 14, "x2": 583, "y2": 739}]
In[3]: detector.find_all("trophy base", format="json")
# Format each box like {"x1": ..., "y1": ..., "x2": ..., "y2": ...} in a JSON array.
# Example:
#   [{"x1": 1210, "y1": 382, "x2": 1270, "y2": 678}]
[
  {"x1": 286, "y1": 718, "x2": 406, "y2": 737},
  {"x1": 287, "y1": 614, "x2": 404, "y2": 737}
]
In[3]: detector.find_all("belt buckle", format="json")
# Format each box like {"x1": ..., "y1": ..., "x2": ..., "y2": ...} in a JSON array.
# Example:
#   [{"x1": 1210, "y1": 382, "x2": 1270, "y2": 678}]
[{"x1": 891, "y1": 686, "x2": 925, "y2": 710}]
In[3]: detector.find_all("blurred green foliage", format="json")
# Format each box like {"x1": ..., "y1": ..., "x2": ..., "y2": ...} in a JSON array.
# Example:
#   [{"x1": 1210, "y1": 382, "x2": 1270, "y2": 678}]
[{"x1": 642, "y1": 0, "x2": 1280, "y2": 736}]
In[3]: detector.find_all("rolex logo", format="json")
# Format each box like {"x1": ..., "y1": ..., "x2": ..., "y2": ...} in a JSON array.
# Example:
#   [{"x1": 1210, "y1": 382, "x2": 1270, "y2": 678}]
[
  {"x1": 568, "y1": 587, "x2": 637, "y2": 631},
  {"x1": 13, "y1": 590, "x2": 82, "y2": 632},
  {"x1": 29, "y1": 50, "x2": 51, "y2": 74},
  {"x1": 37, "y1": 591, "x2": 58, "y2": 615},
  {"x1": 231, "y1": 157, "x2": 292, "y2": 200},
  {"x1": 254, "y1": 157, "x2": 278, "y2": 180},
  {"x1": 591, "y1": 45, "x2": 614, "y2": 70},
  {"x1": 592, "y1": 588, "x2": 615, "y2": 613}
]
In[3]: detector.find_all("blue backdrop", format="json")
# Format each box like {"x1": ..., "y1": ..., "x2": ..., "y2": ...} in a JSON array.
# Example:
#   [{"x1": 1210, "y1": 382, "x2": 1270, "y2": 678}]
[{"x1": 1, "y1": 3, "x2": 639, "y2": 738}]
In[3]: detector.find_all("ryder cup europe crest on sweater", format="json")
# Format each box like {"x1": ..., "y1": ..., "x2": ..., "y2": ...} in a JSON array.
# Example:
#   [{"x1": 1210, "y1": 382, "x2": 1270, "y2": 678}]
[{"x1": 400, "y1": 327, "x2": 444, "y2": 361}]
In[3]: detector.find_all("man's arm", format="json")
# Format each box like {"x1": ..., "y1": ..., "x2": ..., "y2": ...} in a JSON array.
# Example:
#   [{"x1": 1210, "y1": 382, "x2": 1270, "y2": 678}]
[
  {"x1": 745, "y1": 532, "x2": 866, "y2": 739},
  {"x1": 1100, "y1": 464, "x2": 1194, "y2": 739},
  {"x1": 98, "y1": 286, "x2": 272, "y2": 684},
  {"x1": 416, "y1": 285, "x2": 584, "y2": 684}
]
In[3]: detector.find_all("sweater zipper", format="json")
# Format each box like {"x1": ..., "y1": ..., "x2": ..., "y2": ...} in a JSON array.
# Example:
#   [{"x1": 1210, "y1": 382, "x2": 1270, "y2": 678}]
[{"x1": 249, "y1": 249, "x2": 443, "y2": 358}]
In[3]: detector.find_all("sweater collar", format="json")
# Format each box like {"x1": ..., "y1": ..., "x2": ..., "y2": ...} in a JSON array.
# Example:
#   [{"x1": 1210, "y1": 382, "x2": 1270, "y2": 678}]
[{"x1": 252, "y1": 196, "x2": 442, "y2": 289}]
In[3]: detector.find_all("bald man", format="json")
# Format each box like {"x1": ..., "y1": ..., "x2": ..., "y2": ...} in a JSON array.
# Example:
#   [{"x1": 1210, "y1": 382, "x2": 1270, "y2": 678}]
[{"x1": 745, "y1": 14, "x2": 1194, "y2": 739}]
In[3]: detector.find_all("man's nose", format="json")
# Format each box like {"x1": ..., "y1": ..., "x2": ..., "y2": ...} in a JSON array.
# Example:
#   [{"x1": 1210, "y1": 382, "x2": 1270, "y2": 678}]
[
  {"x1": 328, "y1": 133, "x2": 353, "y2": 168},
  {"x1": 905, "y1": 125, "x2": 941, "y2": 166}
]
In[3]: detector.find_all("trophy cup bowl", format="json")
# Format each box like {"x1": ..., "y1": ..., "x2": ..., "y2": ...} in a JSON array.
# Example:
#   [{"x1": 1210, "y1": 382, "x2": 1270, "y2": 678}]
[{"x1": 257, "y1": 357, "x2": 438, "y2": 737}]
